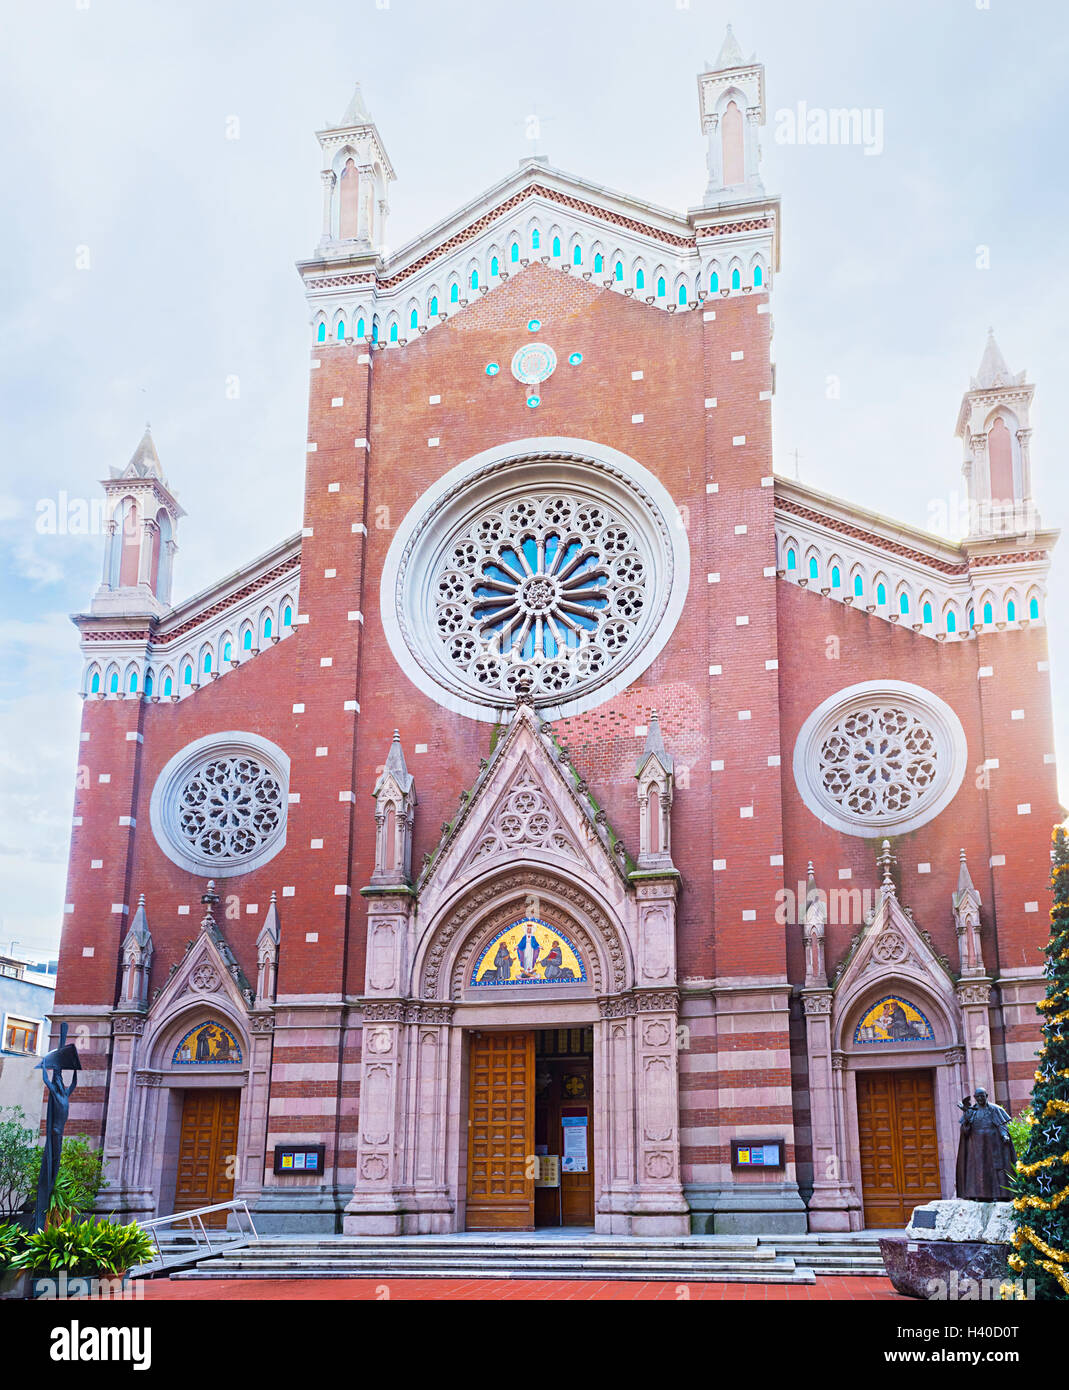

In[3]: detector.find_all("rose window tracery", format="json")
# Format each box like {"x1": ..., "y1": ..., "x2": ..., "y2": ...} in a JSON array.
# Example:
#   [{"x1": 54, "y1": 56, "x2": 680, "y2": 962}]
[
  {"x1": 150, "y1": 733, "x2": 290, "y2": 877},
  {"x1": 793, "y1": 681, "x2": 968, "y2": 838},
  {"x1": 818, "y1": 706, "x2": 939, "y2": 821},
  {"x1": 383, "y1": 449, "x2": 690, "y2": 720},
  {"x1": 433, "y1": 491, "x2": 650, "y2": 700},
  {"x1": 177, "y1": 756, "x2": 283, "y2": 863}
]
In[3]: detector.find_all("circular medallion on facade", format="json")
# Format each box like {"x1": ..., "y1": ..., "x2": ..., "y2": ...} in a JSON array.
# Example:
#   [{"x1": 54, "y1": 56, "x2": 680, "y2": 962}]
[
  {"x1": 149, "y1": 731, "x2": 290, "y2": 877},
  {"x1": 792, "y1": 681, "x2": 967, "y2": 837},
  {"x1": 381, "y1": 439, "x2": 690, "y2": 721},
  {"x1": 511, "y1": 341, "x2": 557, "y2": 386}
]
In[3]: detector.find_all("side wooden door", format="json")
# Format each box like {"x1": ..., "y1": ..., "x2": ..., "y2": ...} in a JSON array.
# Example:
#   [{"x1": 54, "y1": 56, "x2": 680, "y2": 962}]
[
  {"x1": 466, "y1": 1031, "x2": 534, "y2": 1230},
  {"x1": 857, "y1": 1069, "x2": 941, "y2": 1227},
  {"x1": 175, "y1": 1089, "x2": 240, "y2": 1227}
]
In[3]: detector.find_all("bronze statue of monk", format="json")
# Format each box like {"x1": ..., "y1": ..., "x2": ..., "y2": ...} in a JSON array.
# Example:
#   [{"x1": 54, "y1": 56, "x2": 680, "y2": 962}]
[{"x1": 955, "y1": 1088, "x2": 1016, "y2": 1201}]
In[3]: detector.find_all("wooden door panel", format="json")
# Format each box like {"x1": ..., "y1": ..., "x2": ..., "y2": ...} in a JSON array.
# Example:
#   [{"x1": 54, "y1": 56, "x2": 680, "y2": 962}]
[
  {"x1": 466, "y1": 1032, "x2": 534, "y2": 1230},
  {"x1": 175, "y1": 1089, "x2": 239, "y2": 1227},
  {"x1": 857, "y1": 1070, "x2": 941, "y2": 1227}
]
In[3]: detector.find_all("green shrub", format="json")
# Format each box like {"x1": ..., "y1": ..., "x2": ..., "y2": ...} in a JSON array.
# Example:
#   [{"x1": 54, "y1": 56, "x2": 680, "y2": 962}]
[
  {"x1": 0, "y1": 1221, "x2": 24, "y2": 1271},
  {"x1": 13, "y1": 1217, "x2": 155, "y2": 1277},
  {"x1": 1007, "y1": 1109, "x2": 1033, "y2": 1158},
  {"x1": 0, "y1": 1107, "x2": 37, "y2": 1219},
  {"x1": 24, "y1": 1135, "x2": 106, "y2": 1220}
]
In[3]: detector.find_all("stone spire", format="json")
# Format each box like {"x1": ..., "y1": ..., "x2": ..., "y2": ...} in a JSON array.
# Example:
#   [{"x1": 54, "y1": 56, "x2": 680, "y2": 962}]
[
  {"x1": 697, "y1": 25, "x2": 765, "y2": 202},
  {"x1": 952, "y1": 848, "x2": 985, "y2": 976},
  {"x1": 314, "y1": 82, "x2": 396, "y2": 255},
  {"x1": 119, "y1": 424, "x2": 167, "y2": 485},
  {"x1": 119, "y1": 892, "x2": 153, "y2": 1008},
  {"x1": 635, "y1": 710, "x2": 675, "y2": 870},
  {"x1": 255, "y1": 891, "x2": 281, "y2": 1006},
  {"x1": 803, "y1": 861, "x2": 828, "y2": 989},
  {"x1": 713, "y1": 23, "x2": 746, "y2": 69},
  {"x1": 876, "y1": 840, "x2": 897, "y2": 897},
  {"x1": 955, "y1": 329, "x2": 1036, "y2": 538},
  {"x1": 371, "y1": 731, "x2": 416, "y2": 885}
]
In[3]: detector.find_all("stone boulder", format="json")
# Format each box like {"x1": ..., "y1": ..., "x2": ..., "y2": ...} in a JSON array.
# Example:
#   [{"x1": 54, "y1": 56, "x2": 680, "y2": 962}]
[{"x1": 904, "y1": 1198, "x2": 1015, "y2": 1244}]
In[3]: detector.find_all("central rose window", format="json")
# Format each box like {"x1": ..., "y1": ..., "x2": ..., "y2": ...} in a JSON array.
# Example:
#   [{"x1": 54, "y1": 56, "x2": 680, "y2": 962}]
[{"x1": 382, "y1": 445, "x2": 690, "y2": 720}]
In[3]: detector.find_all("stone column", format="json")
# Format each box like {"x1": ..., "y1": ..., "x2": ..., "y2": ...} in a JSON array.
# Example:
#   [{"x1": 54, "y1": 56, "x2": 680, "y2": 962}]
[
  {"x1": 137, "y1": 516, "x2": 157, "y2": 589},
  {"x1": 319, "y1": 168, "x2": 336, "y2": 241},
  {"x1": 399, "y1": 1003, "x2": 455, "y2": 1233},
  {"x1": 98, "y1": 1013, "x2": 155, "y2": 1220},
  {"x1": 631, "y1": 990, "x2": 690, "y2": 1235},
  {"x1": 802, "y1": 991, "x2": 862, "y2": 1230}
]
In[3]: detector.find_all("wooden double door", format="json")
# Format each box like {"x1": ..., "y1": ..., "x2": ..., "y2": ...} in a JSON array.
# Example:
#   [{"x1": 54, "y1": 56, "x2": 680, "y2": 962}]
[
  {"x1": 175, "y1": 1088, "x2": 240, "y2": 1227},
  {"x1": 856, "y1": 1069, "x2": 941, "y2": 1227},
  {"x1": 465, "y1": 1029, "x2": 595, "y2": 1231}
]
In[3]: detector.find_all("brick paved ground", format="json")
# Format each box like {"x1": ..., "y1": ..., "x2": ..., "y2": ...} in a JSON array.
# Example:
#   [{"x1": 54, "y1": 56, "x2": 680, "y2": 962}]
[{"x1": 143, "y1": 1275, "x2": 905, "y2": 1300}]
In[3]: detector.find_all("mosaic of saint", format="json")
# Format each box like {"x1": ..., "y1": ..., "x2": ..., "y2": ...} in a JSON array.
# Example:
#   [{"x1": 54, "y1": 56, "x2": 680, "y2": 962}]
[
  {"x1": 471, "y1": 917, "x2": 586, "y2": 987},
  {"x1": 853, "y1": 995, "x2": 935, "y2": 1045},
  {"x1": 172, "y1": 1020, "x2": 243, "y2": 1065}
]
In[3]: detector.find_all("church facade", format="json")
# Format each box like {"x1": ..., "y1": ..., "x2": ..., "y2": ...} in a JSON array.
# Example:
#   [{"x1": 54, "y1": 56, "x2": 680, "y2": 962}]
[{"x1": 54, "y1": 33, "x2": 1059, "y2": 1237}]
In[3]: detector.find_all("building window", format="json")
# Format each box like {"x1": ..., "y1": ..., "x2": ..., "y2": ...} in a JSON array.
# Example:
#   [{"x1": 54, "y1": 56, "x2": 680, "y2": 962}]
[
  {"x1": 90, "y1": 671, "x2": 101, "y2": 694},
  {"x1": 410, "y1": 309, "x2": 418, "y2": 329},
  {"x1": 922, "y1": 601, "x2": 933, "y2": 624},
  {"x1": 754, "y1": 265, "x2": 763, "y2": 287},
  {"x1": 710, "y1": 271, "x2": 719, "y2": 292},
  {"x1": 786, "y1": 548, "x2": 797, "y2": 571},
  {"x1": 1006, "y1": 599, "x2": 1016, "y2": 622},
  {"x1": 449, "y1": 283, "x2": 459, "y2": 304},
  {"x1": 203, "y1": 653, "x2": 211, "y2": 675},
  {"x1": 164, "y1": 675, "x2": 173, "y2": 696},
  {"x1": 356, "y1": 317, "x2": 365, "y2": 339},
  {"x1": 677, "y1": 285, "x2": 687, "y2": 305},
  {"x1": 982, "y1": 601, "x2": 993, "y2": 624},
  {"x1": 946, "y1": 611, "x2": 957, "y2": 634},
  {"x1": 635, "y1": 269, "x2": 645, "y2": 290},
  {"x1": 263, "y1": 616, "x2": 272, "y2": 640},
  {"x1": 150, "y1": 733, "x2": 290, "y2": 877},
  {"x1": 471, "y1": 269, "x2": 479, "y2": 289},
  {"x1": 223, "y1": 641, "x2": 232, "y2": 661},
  {"x1": 594, "y1": 253, "x2": 603, "y2": 273},
  {"x1": 572, "y1": 245, "x2": 582, "y2": 265},
  {"x1": 876, "y1": 582, "x2": 887, "y2": 605},
  {"x1": 614, "y1": 261, "x2": 623, "y2": 281},
  {"x1": 283, "y1": 605, "x2": 292, "y2": 627},
  {"x1": 336, "y1": 320, "x2": 345, "y2": 340},
  {"x1": 1030, "y1": 597, "x2": 1039, "y2": 620},
  {"x1": 656, "y1": 277, "x2": 666, "y2": 297},
  {"x1": 384, "y1": 450, "x2": 689, "y2": 721},
  {"x1": 731, "y1": 267, "x2": 741, "y2": 289},
  {"x1": 808, "y1": 557, "x2": 819, "y2": 580},
  {"x1": 490, "y1": 256, "x2": 499, "y2": 276},
  {"x1": 109, "y1": 672, "x2": 119, "y2": 693},
  {"x1": 899, "y1": 593, "x2": 909, "y2": 615},
  {"x1": 531, "y1": 230, "x2": 540, "y2": 250},
  {"x1": 831, "y1": 566, "x2": 841, "y2": 588},
  {"x1": 145, "y1": 672, "x2": 153, "y2": 695},
  {"x1": 183, "y1": 664, "x2": 193, "y2": 684},
  {"x1": 389, "y1": 322, "x2": 399, "y2": 341},
  {"x1": 552, "y1": 236, "x2": 561, "y2": 257},
  {"x1": 429, "y1": 296, "x2": 438, "y2": 317},
  {"x1": 510, "y1": 242, "x2": 519, "y2": 262},
  {"x1": 853, "y1": 574, "x2": 863, "y2": 597},
  {"x1": 793, "y1": 680, "x2": 969, "y2": 838},
  {"x1": 317, "y1": 322, "x2": 326, "y2": 342},
  {"x1": 4, "y1": 1019, "x2": 39, "y2": 1054}
]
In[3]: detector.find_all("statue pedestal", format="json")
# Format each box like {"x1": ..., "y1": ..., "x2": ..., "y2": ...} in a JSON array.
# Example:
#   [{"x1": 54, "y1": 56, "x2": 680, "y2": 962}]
[
  {"x1": 879, "y1": 1199, "x2": 1016, "y2": 1299},
  {"x1": 879, "y1": 1237, "x2": 1012, "y2": 1300}
]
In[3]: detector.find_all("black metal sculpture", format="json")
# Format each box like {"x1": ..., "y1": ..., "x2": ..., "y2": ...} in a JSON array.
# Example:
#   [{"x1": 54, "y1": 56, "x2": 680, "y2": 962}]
[{"x1": 33, "y1": 1023, "x2": 81, "y2": 1231}]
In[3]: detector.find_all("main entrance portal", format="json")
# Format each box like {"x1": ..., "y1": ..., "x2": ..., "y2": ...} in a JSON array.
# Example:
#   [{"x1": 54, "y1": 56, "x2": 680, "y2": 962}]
[
  {"x1": 465, "y1": 1027, "x2": 595, "y2": 1231},
  {"x1": 856, "y1": 1069, "x2": 941, "y2": 1226}
]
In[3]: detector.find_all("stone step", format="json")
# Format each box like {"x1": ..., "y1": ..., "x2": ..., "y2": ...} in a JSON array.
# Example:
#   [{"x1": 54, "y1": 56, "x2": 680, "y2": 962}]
[{"x1": 174, "y1": 1257, "x2": 813, "y2": 1284}]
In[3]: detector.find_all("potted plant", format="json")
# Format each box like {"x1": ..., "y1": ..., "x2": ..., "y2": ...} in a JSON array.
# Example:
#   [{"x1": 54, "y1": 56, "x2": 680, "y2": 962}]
[{"x1": 13, "y1": 1217, "x2": 156, "y2": 1298}]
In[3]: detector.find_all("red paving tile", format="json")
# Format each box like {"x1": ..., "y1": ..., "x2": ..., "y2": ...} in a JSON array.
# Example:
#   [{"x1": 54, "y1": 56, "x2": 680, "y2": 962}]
[{"x1": 142, "y1": 1274, "x2": 905, "y2": 1301}]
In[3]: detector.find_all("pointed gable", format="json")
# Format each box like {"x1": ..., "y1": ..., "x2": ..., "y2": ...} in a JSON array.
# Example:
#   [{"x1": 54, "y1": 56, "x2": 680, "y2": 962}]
[{"x1": 419, "y1": 704, "x2": 632, "y2": 893}]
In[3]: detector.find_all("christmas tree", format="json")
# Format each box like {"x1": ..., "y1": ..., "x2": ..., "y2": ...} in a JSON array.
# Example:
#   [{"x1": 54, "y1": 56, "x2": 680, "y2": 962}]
[{"x1": 1008, "y1": 825, "x2": 1069, "y2": 1299}]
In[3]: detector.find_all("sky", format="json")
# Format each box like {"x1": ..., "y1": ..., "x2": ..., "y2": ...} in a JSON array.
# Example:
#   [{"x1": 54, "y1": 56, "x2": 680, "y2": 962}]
[{"x1": 0, "y1": 0, "x2": 1066, "y2": 961}]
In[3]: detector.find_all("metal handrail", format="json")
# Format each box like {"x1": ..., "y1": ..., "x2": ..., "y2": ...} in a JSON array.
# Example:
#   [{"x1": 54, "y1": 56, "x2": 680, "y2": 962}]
[{"x1": 137, "y1": 1198, "x2": 259, "y2": 1267}]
